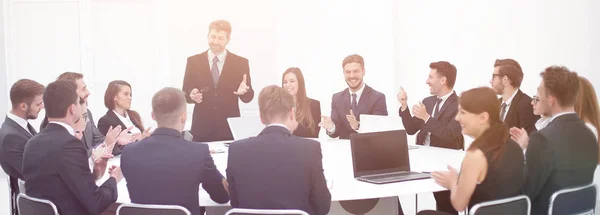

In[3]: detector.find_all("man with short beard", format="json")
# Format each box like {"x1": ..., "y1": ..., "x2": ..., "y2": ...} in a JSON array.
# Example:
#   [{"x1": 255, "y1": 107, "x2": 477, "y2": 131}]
[
  {"x1": 0, "y1": 79, "x2": 44, "y2": 214},
  {"x1": 320, "y1": 54, "x2": 388, "y2": 139}
]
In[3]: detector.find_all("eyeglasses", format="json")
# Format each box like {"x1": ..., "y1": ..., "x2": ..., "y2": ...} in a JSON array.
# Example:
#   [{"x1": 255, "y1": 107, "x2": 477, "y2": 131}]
[
  {"x1": 74, "y1": 113, "x2": 89, "y2": 124},
  {"x1": 492, "y1": 73, "x2": 503, "y2": 79},
  {"x1": 532, "y1": 95, "x2": 540, "y2": 104}
]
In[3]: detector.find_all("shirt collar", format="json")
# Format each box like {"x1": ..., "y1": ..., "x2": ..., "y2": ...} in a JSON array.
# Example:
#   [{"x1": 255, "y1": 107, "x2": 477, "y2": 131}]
[
  {"x1": 438, "y1": 90, "x2": 454, "y2": 102},
  {"x1": 208, "y1": 49, "x2": 227, "y2": 63},
  {"x1": 49, "y1": 121, "x2": 75, "y2": 135},
  {"x1": 267, "y1": 123, "x2": 289, "y2": 130},
  {"x1": 549, "y1": 111, "x2": 577, "y2": 123},
  {"x1": 113, "y1": 110, "x2": 129, "y2": 121},
  {"x1": 6, "y1": 112, "x2": 29, "y2": 132},
  {"x1": 348, "y1": 83, "x2": 366, "y2": 97},
  {"x1": 502, "y1": 89, "x2": 519, "y2": 105}
]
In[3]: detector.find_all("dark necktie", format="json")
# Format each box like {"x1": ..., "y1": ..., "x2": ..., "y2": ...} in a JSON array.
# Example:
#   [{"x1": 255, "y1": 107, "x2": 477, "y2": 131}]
[
  {"x1": 211, "y1": 56, "x2": 220, "y2": 86},
  {"x1": 433, "y1": 98, "x2": 443, "y2": 119},
  {"x1": 26, "y1": 123, "x2": 36, "y2": 135},
  {"x1": 500, "y1": 103, "x2": 508, "y2": 122},
  {"x1": 351, "y1": 93, "x2": 358, "y2": 118}
]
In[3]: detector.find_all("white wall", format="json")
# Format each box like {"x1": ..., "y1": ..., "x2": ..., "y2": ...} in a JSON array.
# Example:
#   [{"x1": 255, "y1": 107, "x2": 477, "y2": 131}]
[{"x1": 2, "y1": 0, "x2": 599, "y2": 133}]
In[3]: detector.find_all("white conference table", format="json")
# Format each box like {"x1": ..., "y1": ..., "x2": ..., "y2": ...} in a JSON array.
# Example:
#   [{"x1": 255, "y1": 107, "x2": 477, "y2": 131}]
[{"x1": 99, "y1": 138, "x2": 465, "y2": 207}]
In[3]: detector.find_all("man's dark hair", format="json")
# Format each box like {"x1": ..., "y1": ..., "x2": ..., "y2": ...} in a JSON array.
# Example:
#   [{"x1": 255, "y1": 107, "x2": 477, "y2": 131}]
[
  {"x1": 540, "y1": 66, "x2": 580, "y2": 107},
  {"x1": 44, "y1": 80, "x2": 79, "y2": 118},
  {"x1": 494, "y1": 59, "x2": 524, "y2": 88},
  {"x1": 430, "y1": 61, "x2": 457, "y2": 88},
  {"x1": 10, "y1": 79, "x2": 45, "y2": 109}
]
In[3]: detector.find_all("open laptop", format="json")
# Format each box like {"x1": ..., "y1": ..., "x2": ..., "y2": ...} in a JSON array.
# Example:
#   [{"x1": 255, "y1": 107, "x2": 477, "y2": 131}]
[
  {"x1": 227, "y1": 116, "x2": 265, "y2": 140},
  {"x1": 350, "y1": 130, "x2": 430, "y2": 184}
]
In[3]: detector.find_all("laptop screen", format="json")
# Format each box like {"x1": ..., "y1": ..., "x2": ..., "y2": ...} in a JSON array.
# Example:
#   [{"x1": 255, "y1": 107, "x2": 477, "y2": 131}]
[{"x1": 350, "y1": 130, "x2": 410, "y2": 177}]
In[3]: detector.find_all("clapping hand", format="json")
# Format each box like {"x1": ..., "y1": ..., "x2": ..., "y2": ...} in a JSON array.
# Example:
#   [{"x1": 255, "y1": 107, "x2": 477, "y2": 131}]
[
  {"x1": 412, "y1": 102, "x2": 430, "y2": 121},
  {"x1": 346, "y1": 110, "x2": 360, "y2": 130}
]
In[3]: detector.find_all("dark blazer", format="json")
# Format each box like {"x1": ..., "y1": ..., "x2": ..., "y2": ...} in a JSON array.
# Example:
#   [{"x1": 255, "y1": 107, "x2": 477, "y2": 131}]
[
  {"x1": 293, "y1": 98, "x2": 321, "y2": 138},
  {"x1": 523, "y1": 113, "x2": 598, "y2": 215},
  {"x1": 0, "y1": 116, "x2": 36, "y2": 214},
  {"x1": 501, "y1": 89, "x2": 540, "y2": 134},
  {"x1": 97, "y1": 110, "x2": 144, "y2": 155},
  {"x1": 41, "y1": 109, "x2": 106, "y2": 157},
  {"x1": 328, "y1": 85, "x2": 388, "y2": 139},
  {"x1": 22, "y1": 123, "x2": 118, "y2": 215},
  {"x1": 227, "y1": 126, "x2": 331, "y2": 215},
  {"x1": 399, "y1": 92, "x2": 464, "y2": 149},
  {"x1": 182, "y1": 50, "x2": 254, "y2": 142},
  {"x1": 121, "y1": 128, "x2": 229, "y2": 215}
]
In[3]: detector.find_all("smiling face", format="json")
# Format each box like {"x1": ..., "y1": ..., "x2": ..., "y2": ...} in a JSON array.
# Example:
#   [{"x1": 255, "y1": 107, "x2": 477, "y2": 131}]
[
  {"x1": 207, "y1": 29, "x2": 230, "y2": 55},
  {"x1": 343, "y1": 62, "x2": 365, "y2": 91},
  {"x1": 426, "y1": 69, "x2": 446, "y2": 95},
  {"x1": 282, "y1": 72, "x2": 299, "y2": 97},
  {"x1": 455, "y1": 104, "x2": 489, "y2": 138}
]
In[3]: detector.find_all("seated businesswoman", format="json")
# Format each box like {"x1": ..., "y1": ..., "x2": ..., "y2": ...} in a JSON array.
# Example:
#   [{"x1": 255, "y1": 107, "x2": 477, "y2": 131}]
[
  {"x1": 418, "y1": 87, "x2": 525, "y2": 215},
  {"x1": 282, "y1": 67, "x2": 321, "y2": 138},
  {"x1": 98, "y1": 80, "x2": 146, "y2": 138}
]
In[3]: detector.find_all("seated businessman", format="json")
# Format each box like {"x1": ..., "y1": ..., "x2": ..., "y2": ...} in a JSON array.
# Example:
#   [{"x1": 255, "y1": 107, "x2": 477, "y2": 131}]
[
  {"x1": 121, "y1": 87, "x2": 229, "y2": 215},
  {"x1": 227, "y1": 85, "x2": 331, "y2": 215},
  {"x1": 320, "y1": 54, "x2": 388, "y2": 139}
]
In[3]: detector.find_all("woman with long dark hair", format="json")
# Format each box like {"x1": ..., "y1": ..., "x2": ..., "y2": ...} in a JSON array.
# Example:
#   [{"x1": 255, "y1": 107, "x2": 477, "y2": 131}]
[
  {"x1": 282, "y1": 67, "x2": 321, "y2": 138},
  {"x1": 418, "y1": 87, "x2": 524, "y2": 214},
  {"x1": 98, "y1": 80, "x2": 146, "y2": 140}
]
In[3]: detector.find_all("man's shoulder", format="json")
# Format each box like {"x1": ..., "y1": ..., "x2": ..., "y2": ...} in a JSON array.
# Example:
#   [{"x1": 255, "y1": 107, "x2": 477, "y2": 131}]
[
  {"x1": 365, "y1": 85, "x2": 385, "y2": 97},
  {"x1": 226, "y1": 51, "x2": 248, "y2": 62}
]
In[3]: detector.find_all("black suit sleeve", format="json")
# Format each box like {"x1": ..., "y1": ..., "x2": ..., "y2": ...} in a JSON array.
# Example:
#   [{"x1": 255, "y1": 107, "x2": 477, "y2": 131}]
[
  {"x1": 371, "y1": 94, "x2": 388, "y2": 116},
  {"x1": 399, "y1": 105, "x2": 424, "y2": 135},
  {"x1": 327, "y1": 95, "x2": 341, "y2": 138},
  {"x1": 182, "y1": 56, "x2": 198, "y2": 104},
  {"x1": 226, "y1": 145, "x2": 238, "y2": 207},
  {"x1": 87, "y1": 111, "x2": 106, "y2": 149},
  {"x1": 97, "y1": 116, "x2": 110, "y2": 136},
  {"x1": 422, "y1": 109, "x2": 462, "y2": 146},
  {"x1": 522, "y1": 132, "x2": 554, "y2": 203},
  {"x1": 312, "y1": 100, "x2": 322, "y2": 136},
  {"x1": 238, "y1": 58, "x2": 254, "y2": 103},
  {"x1": 58, "y1": 138, "x2": 117, "y2": 214},
  {"x1": 2, "y1": 134, "x2": 28, "y2": 179},
  {"x1": 200, "y1": 145, "x2": 230, "y2": 204},
  {"x1": 309, "y1": 142, "x2": 331, "y2": 215}
]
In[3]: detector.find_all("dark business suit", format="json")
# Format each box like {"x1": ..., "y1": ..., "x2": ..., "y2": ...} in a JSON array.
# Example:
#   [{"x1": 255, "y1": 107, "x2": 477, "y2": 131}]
[
  {"x1": 523, "y1": 113, "x2": 598, "y2": 215},
  {"x1": 22, "y1": 123, "x2": 118, "y2": 215},
  {"x1": 227, "y1": 126, "x2": 331, "y2": 215},
  {"x1": 328, "y1": 85, "x2": 388, "y2": 139},
  {"x1": 399, "y1": 92, "x2": 463, "y2": 215},
  {"x1": 0, "y1": 116, "x2": 36, "y2": 215},
  {"x1": 97, "y1": 110, "x2": 144, "y2": 155},
  {"x1": 121, "y1": 128, "x2": 229, "y2": 215},
  {"x1": 501, "y1": 89, "x2": 540, "y2": 134},
  {"x1": 293, "y1": 98, "x2": 321, "y2": 138},
  {"x1": 182, "y1": 50, "x2": 254, "y2": 142},
  {"x1": 41, "y1": 109, "x2": 106, "y2": 157}
]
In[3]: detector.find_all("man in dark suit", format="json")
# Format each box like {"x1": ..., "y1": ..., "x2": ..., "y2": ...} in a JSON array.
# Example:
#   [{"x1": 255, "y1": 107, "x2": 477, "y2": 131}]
[
  {"x1": 490, "y1": 59, "x2": 539, "y2": 133},
  {"x1": 320, "y1": 54, "x2": 388, "y2": 139},
  {"x1": 398, "y1": 61, "x2": 463, "y2": 215},
  {"x1": 23, "y1": 80, "x2": 123, "y2": 215},
  {"x1": 518, "y1": 66, "x2": 598, "y2": 215},
  {"x1": 121, "y1": 87, "x2": 229, "y2": 215},
  {"x1": 182, "y1": 20, "x2": 254, "y2": 142},
  {"x1": 227, "y1": 86, "x2": 331, "y2": 215},
  {"x1": 41, "y1": 72, "x2": 133, "y2": 156},
  {"x1": 0, "y1": 79, "x2": 44, "y2": 214}
]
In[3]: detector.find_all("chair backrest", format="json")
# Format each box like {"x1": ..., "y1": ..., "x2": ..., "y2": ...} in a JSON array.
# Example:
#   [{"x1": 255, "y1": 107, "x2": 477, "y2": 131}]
[
  {"x1": 116, "y1": 203, "x2": 191, "y2": 215},
  {"x1": 358, "y1": 114, "x2": 403, "y2": 133},
  {"x1": 6, "y1": 177, "x2": 13, "y2": 215},
  {"x1": 225, "y1": 208, "x2": 309, "y2": 215},
  {"x1": 17, "y1": 193, "x2": 59, "y2": 215},
  {"x1": 18, "y1": 178, "x2": 26, "y2": 193},
  {"x1": 469, "y1": 195, "x2": 530, "y2": 215},
  {"x1": 549, "y1": 183, "x2": 597, "y2": 215},
  {"x1": 227, "y1": 116, "x2": 265, "y2": 140}
]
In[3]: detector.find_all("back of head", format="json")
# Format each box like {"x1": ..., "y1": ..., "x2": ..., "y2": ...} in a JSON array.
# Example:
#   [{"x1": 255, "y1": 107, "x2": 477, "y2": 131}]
[
  {"x1": 259, "y1": 85, "x2": 294, "y2": 125},
  {"x1": 540, "y1": 66, "x2": 580, "y2": 108},
  {"x1": 152, "y1": 87, "x2": 186, "y2": 129},
  {"x1": 575, "y1": 76, "x2": 600, "y2": 137},
  {"x1": 57, "y1": 72, "x2": 83, "y2": 83},
  {"x1": 494, "y1": 58, "x2": 524, "y2": 88},
  {"x1": 44, "y1": 80, "x2": 79, "y2": 119},
  {"x1": 461, "y1": 87, "x2": 507, "y2": 160},
  {"x1": 429, "y1": 61, "x2": 457, "y2": 89},
  {"x1": 10, "y1": 79, "x2": 45, "y2": 109}
]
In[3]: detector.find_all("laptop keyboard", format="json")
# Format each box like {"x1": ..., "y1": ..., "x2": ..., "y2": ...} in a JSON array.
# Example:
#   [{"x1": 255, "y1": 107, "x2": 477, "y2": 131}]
[{"x1": 359, "y1": 171, "x2": 430, "y2": 183}]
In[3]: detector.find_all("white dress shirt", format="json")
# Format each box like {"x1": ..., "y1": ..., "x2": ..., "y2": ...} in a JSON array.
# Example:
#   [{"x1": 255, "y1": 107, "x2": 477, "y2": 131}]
[
  {"x1": 49, "y1": 121, "x2": 75, "y2": 136},
  {"x1": 423, "y1": 90, "x2": 454, "y2": 146},
  {"x1": 113, "y1": 110, "x2": 142, "y2": 134},
  {"x1": 208, "y1": 49, "x2": 227, "y2": 75},
  {"x1": 500, "y1": 89, "x2": 519, "y2": 121},
  {"x1": 6, "y1": 112, "x2": 31, "y2": 134}
]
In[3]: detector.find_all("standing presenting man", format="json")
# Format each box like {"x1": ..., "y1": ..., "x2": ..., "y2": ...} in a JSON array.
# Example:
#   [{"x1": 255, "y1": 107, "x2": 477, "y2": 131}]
[{"x1": 183, "y1": 20, "x2": 254, "y2": 142}]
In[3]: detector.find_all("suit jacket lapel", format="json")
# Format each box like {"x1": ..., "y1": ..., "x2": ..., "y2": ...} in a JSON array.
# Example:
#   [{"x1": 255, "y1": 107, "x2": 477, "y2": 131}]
[
  {"x1": 436, "y1": 92, "x2": 457, "y2": 119},
  {"x1": 356, "y1": 85, "x2": 371, "y2": 119},
  {"x1": 4, "y1": 117, "x2": 33, "y2": 138},
  {"x1": 504, "y1": 90, "x2": 523, "y2": 122}
]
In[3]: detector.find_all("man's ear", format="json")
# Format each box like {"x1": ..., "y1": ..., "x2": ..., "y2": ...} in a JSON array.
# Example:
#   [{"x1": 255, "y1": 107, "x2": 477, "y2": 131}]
[{"x1": 151, "y1": 111, "x2": 156, "y2": 121}]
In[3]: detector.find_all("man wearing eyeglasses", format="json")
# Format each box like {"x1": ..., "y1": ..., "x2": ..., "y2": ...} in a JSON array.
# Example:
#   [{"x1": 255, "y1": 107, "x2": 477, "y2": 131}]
[{"x1": 490, "y1": 59, "x2": 540, "y2": 133}]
